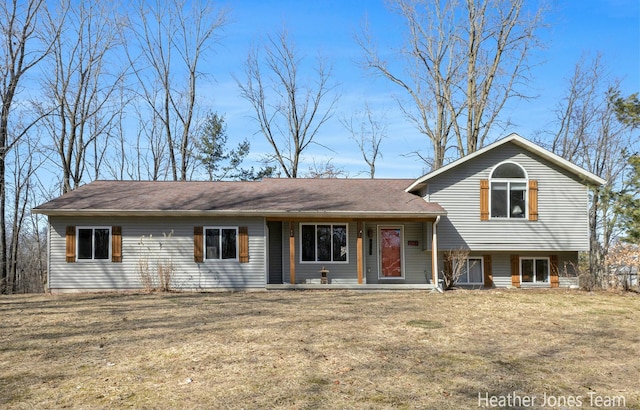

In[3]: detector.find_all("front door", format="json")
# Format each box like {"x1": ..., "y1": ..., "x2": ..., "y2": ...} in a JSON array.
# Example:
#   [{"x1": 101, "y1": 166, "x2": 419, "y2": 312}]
[{"x1": 379, "y1": 226, "x2": 403, "y2": 278}]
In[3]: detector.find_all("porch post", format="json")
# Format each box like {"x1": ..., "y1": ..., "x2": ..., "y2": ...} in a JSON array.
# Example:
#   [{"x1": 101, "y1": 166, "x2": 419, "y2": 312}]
[
  {"x1": 289, "y1": 221, "x2": 296, "y2": 285},
  {"x1": 431, "y1": 216, "x2": 440, "y2": 286},
  {"x1": 357, "y1": 221, "x2": 363, "y2": 285}
]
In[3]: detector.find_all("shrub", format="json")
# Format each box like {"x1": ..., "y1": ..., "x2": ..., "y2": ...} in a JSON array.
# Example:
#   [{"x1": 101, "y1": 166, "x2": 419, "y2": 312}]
[
  {"x1": 136, "y1": 230, "x2": 176, "y2": 292},
  {"x1": 441, "y1": 248, "x2": 470, "y2": 290}
]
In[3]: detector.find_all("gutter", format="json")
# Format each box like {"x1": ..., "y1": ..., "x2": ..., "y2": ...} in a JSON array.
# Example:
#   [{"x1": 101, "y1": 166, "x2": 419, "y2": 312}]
[{"x1": 31, "y1": 209, "x2": 448, "y2": 219}]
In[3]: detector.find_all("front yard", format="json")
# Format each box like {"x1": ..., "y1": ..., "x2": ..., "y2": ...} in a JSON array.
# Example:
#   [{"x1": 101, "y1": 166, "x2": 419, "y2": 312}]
[{"x1": 1, "y1": 289, "x2": 638, "y2": 409}]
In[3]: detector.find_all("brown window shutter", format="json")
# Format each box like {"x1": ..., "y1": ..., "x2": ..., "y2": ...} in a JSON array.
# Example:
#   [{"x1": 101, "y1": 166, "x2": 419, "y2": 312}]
[
  {"x1": 550, "y1": 255, "x2": 559, "y2": 288},
  {"x1": 528, "y1": 180, "x2": 538, "y2": 221},
  {"x1": 239, "y1": 226, "x2": 249, "y2": 263},
  {"x1": 483, "y1": 255, "x2": 493, "y2": 288},
  {"x1": 66, "y1": 226, "x2": 76, "y2": 262},
  {"x1": 194, "y1": 226, "x2": 203, "y2": 263},
  {"x1": 480, "y1": 179, "x2": 489, "y2": 221},
  {"x1": 511, "y1": 254, "x2": 520, "y2": 288},
  {"x1": 111, "y1": 226, "x2": 122, "y2": 262}
]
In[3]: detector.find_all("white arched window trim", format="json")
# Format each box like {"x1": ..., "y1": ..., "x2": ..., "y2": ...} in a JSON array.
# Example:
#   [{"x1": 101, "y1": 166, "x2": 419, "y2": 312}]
[
  {"x1": 489, "y1": 160, "x2": 529, "y2": 179},
  {"x1": 489, "y1": 161, "x2": 529, "y2": 219}
]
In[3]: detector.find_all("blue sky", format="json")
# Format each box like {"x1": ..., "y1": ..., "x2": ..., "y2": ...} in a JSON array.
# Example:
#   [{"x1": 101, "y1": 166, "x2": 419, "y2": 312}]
[{"x1": 203, "y1": 0, "x2": 640, "y2": 178}]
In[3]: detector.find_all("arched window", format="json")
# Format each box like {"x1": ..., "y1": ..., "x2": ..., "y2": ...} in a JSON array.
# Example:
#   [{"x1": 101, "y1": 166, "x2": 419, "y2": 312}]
[{"x1": 490, "y1": 162, "x2": 527, "y2": 218}]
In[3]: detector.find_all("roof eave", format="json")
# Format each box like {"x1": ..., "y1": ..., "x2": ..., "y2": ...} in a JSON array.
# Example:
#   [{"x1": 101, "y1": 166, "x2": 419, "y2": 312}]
[
  {"x1": 32, "y1": 209, "x2": 447, "y2": 219},
  {"x1": 406, "y1": 133, "x2": 607, "y2": 193}
]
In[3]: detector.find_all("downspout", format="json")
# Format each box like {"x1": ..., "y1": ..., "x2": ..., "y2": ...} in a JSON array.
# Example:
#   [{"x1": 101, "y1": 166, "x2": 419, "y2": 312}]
[{"x1": 432, "y1": 215, "x2": 443, "y2": 293}]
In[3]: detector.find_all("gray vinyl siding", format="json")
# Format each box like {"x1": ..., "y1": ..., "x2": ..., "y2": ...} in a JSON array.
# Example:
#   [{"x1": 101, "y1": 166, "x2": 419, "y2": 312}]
[
  {"x1": 425, "y1": 142, "x2": 591, "y2": 252},
  {"x1": 48, "y1": 216, "x2": 266, "y2": 291},
  {"x1": 452, "y1": 251, "x2": 578, "y2": 288},
  {"x1": 364, "y1": 222, "x2": 432, "y2": 285},
  {"x1": 280, "y1": 221, "x2": 432, "y2": 285},
  {"x1": 282, "y1": 222, "x2": 359, "y2": 284}
]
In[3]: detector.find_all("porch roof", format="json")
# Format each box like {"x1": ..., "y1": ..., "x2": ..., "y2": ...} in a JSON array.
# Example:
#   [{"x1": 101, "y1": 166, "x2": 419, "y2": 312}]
[{"x1": 33, "y1": 179, "x2": 446, "y2": 219}]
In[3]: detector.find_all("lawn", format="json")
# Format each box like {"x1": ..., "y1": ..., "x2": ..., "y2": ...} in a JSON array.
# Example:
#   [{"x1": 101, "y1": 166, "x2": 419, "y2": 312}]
[{"x1": 1, "y1": 289, "x2": 639, "y2": 409}]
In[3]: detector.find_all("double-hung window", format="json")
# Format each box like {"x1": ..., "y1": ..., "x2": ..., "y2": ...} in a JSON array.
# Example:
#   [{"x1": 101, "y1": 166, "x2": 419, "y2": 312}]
[
  {"x1": 457, "y1": 257, "x2": 484, "y2": 284},
  {"x1": 204, "y1": 227, "x2": 238, "y2": 260},
  {"x1": 77, "y1": 227, "x2": 111, "y2": 260},
  {"x1": 300, "y1": 223, "x2": 348, "y2": 263},
  {"x1": 490, "y1": 162, "x2": 528, "y2": 219}
]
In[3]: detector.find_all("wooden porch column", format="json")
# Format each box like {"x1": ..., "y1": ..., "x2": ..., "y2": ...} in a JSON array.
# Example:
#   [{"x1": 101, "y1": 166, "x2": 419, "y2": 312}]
[
  {"x1": 357, "y1": 221, "x2": 363, "y2": 284},
  {"x1": 289, "y1": 222, "x2": 296, "y2": 285}
]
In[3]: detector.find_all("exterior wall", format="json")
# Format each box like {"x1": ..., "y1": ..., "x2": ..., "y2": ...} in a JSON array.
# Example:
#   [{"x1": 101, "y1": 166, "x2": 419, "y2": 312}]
[
  {"x1": 48, "y1": 215, "x2": 266, "y2": 291},
  {"x1": 49, "y1": 216, "x2": 435, "y2": 290},
  {"x1": 281, "y1": 221, "x2": 360, "y2": 284},
  {"x1": 442, "y1": 251, "x2": 579, "y2": 289},
  {"x1": 363, "y1": 221, "x2": 432, "y2": 285},
  {"x1": 47, "y1": 213, "x2": 579, "y2": 290},
  {"x1": 278, "y1": 221, "x2": 433, "y2": 285},
  {"x1": 424, "y1": 142, "x2": 592, "y2": 252}
]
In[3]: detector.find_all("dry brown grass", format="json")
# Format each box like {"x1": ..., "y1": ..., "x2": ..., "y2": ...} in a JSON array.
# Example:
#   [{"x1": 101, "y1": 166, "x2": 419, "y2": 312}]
[{"x1": 1, "y1": 289, "x2": 639, "y2": 409}]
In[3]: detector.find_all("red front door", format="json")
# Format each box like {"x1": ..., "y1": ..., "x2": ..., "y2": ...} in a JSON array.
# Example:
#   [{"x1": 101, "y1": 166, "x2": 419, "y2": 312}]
[{"x1": 380, "y1": 227, "x2": 402, "y2": 278}]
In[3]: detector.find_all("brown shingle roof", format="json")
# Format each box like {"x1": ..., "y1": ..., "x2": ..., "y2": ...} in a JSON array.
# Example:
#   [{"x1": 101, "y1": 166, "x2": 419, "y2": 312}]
[{"x1": 33, "y1": 179, "x2": 445, "y2": 218}]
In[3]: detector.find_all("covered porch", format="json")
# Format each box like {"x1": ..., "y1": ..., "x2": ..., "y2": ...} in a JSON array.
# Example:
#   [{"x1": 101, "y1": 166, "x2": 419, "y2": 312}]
[
  {"x1": 265, "y1": 217, "x2": 443, "y2": 288},
  {"x1": 266, "y1": 283, "x2": 438, "y2": 290}
]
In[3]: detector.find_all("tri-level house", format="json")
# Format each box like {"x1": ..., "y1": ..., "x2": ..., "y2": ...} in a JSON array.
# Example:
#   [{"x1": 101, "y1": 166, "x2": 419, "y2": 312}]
[{"x1": 33, "y1": 134, "x2": 605, "y2": 292}]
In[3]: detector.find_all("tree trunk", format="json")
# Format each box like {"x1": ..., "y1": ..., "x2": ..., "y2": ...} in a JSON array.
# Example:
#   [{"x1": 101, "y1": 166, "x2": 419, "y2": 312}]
[{"x1": 0, "y1": 154, "x2": 6, "y2": 294}]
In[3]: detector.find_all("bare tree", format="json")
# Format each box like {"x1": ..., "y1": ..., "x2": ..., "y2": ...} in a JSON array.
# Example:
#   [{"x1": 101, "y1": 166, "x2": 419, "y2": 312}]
[
  {"x1": 16, "y1": 222, "x2": 47, "y2": 293},
  {"x1": 7, "y1": 134, "x2": 44, "y2": 292},
  {"x1": 359, "y1": 2, "x2": 459, "y2": 170},
  {"x1": 546, "y1": 55, "x2": 636, "y2": 286},
  {"x1": 458, "y1": 0, "x2": 544, "y2": 155},
  {"x1": 126, "y1": 0, "x2": 227, "y2": 181},
  {"x1": 237, "y1": 28, "x2": 338, "y2": 178},
  {"x1": 41, "y1": 0, "x2": 128, "y2": 193},
  {"x1": 305, "y1": 158, "x2": 347, "y2": 179},
  {"x1": 360, "y1": 0, "x2": 545, "y2": 169},
  {"x1": 103, "y1": 87, "x2": 134, "y2": 180},
  {"x1": 132, "y1": 99, "x2": 170, "y2": 181},
  {"x1": 0, "y1": 0, "x2": 53, "y2": 293},
  {"x1": 340, "y1": 102, "x2": 387, "y2": 178},
  {"x1": 442, "y1": 248, "x2": 471, "y2": 290}
]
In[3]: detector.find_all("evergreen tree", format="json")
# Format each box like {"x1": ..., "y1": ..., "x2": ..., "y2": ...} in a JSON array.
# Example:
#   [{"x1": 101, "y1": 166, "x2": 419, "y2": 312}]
[
  {"x1": 614, "y1": 92, "x2": 640, "y2": 128},
  {"x1": 196, "y1": 112, "x2": 274, "y2": 181},
  {"x1": 614, "y1": 93, "x2": 640, "y2": 243},
  {"x1": 617, "y1": 155, "x2": 640, "y2": 243}
]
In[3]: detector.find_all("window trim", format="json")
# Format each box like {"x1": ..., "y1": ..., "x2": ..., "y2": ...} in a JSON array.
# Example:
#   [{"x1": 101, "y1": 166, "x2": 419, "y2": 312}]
[
  {"x1": 203, "y1": 226, "x2": 239, "y2": 261},
  {"x1": 519, "y1": 256, "x2": 550, "y2": 284},
  {"x1": 76, "y1": 226, "x2": 111, "y2": 262},
  {"x1": 489, "y1": 161, "x2": 529, "y2": 220},
  {"x1": 457, "y1": 256, "x2": 484, "y2": 285},
  {"x1": 299, "y1": 223, "x2": 349, "y2": 264}
]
